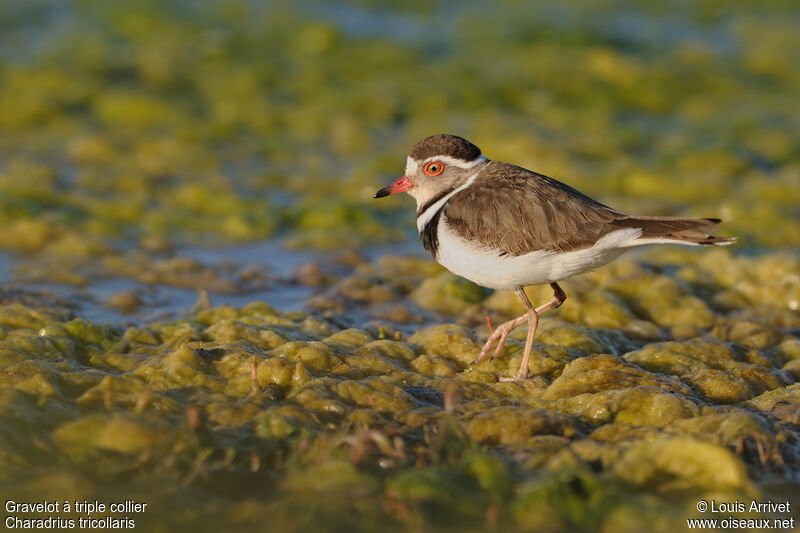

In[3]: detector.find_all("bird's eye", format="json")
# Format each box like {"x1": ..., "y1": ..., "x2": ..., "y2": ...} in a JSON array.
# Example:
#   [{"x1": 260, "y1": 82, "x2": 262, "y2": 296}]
[{"x1": 424, "y1": 161, "x2": 445, "y2": 176}]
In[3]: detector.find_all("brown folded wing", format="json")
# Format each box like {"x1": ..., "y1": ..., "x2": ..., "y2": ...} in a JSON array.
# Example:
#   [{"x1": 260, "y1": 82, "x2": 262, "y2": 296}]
[{"x1": 443, "y1": 162, "x2": 730, "y2": 255}]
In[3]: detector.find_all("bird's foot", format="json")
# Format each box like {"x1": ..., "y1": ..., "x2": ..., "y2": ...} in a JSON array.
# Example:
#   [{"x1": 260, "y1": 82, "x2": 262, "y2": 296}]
[
  {"x1": 497, "y1": 367, "x2": 534, "y2": 383},
  {"x1": 471, "y1": 314, "x2": 527, "y2": 366},
  {"x1": 497, "y1": 375, "x2": 533, "y2": 383}
]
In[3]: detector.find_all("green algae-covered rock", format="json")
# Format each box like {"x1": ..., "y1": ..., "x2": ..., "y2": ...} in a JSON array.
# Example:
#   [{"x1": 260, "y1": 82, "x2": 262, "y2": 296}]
[
  {"x1": 76, "y1": 375, "x2": 178, "y2": 413},
  {"x1": 410, "y1": 272, "x2": 490, "y2": 314},
  {"x1": 555, "y1": 387, "x2": 702, "y2": 427},
  {"x1": 387, "y1": 467, "x2": 479, "y2": 517},
  {"x1": 513, "y1": 468, "x2": 623, "y2": 532},
  {"x1": 410, "y1": 354, "x2": 460, "y2": 377},
  {"x1": 370, "y1": 255, "x2": 444, "y2": 283},
  {"x1": 559, "y1": 290, "x2": 636, "y2": 329},
  {"x1": 205, "y1": 320, "x2": 289, "y2": 349},
  {"x1": 53, "y1": 413, "x2": 169, "y2": 460},
  {"x1": 336, "y1": 378, "x2": 416, "y2": 414},
  {"x1": 273, "y1": 341, "x2": 338, "y2": 374},
  {"x1": 625, "y1": 339, "x2": 790, "y2": 403},
  {"x1": 543, "y1": 354, "x2": 691, "y2": 400},
  {"x1": 466, "y1": 406, "x2": 584, "y2": 445},
  {"x1": 743, "y1": 383, "x2": 800, "y2": 427},
  {"x1": 290, "y1": 381, "x2": 349, "y2": 417},
  {"x1": 713, "y1": 320, "x2": 785, "y2": 349},
  {"x1": 323, "y1": 328, "x2": 373, "y2": 350},
  {"x1": 409, "y1": 324, "x2": 479, "y2": 366},
  {"x1": 535, "y1": 322, "x2": 606, "y2": 355},
  {"x1": 256, "y1": 407, "x2": 319, "y2": 440},
  {"x1": 0, "y1": 304, "x2": 69, "y2": 331},
  {"x1": 282, "y1": 459, "x2": 381, "y2": 495},
  {"x1": 611, "y1": 436, "x2": 750, "y2": 491},
  {"x1": 664, "y1": 411, "x2": 783, "y2": 465}
]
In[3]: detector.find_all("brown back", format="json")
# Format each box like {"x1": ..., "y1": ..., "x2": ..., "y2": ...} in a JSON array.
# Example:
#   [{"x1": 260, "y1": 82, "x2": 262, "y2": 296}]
[{"x1": 443, "y1": 162, "x2": 730, "y2": 255}]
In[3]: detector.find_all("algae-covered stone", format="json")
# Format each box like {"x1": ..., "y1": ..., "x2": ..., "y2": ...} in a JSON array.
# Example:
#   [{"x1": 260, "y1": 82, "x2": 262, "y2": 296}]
[
  {"x1": 387, "y1": 467, "x2": 469, "y2": 507},
  {"x1": 205, "y1": 320, "x2": 289, "y2": 349},
  {"x1": 535, "y1": 321, "x2": 607, "y2": 355},
  {"x1": 607, "y1": 274, "x2": 715, "y2": 331},
  {"x1": 257, "y1": 356, "x2": 296, "y2": 389},
  {"x1": 625, "y1": 339, "x2": 789, "y2": 402},
  {"x1": 665, "y1": 411, "x2": 781, "y2": 461},
  {"x1": 346, "y1": 408, "x2": 388, "y2": 427},
  {"x1": 0, "y1": 304, "x2": 69, "y2": 331},
  {"x1": 344, "y1": 350, "x2": 406, "y2": 376},
  {"x1": 690, "y1": 369, "x2": 753, "y2": 403},
  {"x1": 777, "y1": 337, "x2": 800, "y2": 363},
  {"x1": 555, "y1": 387, "x2": 701, "y2": 427},
  {"x1": 409, "y1": 324, "x2": 479, "y2": 366},
  {"x1": 132, "y1": 345, "x2": 225, "y2": 392},
  {"x1": 466, "y1": 406, "x2": 584, "y2": 445},
  {"x1": 559, "y1": 290, "x2": 636, "y2": 329},
  {"x1": 543, "y1": 354, "x2": 691, "y2": 400},
  {"x1": 512, "y1": 468, "x2": 619, "y2": 532},
  {"x1": 290, "y1": 382, "x2": 349, "y2": 417},
  {"x1": 336, "y1": 378, "x2": 415, "y2": 414},
  {"x1": 0, "y1": 356, "x2": 104, "y2": 399},
  {"x1": 743, "y1": 383, "x2": 800, "y2": 426},
  {"x1": 370, "y1": 255, "x2": 444, "y2": 285},
  {"x1": 463, "y1": 450, "x2": 512, "y2": 500},
  {"x1": 205, "y1": 402, "x2": 263, "y2": 427},
  {"x1": 0, "y1": 389, "x2": 80, "y2": 468},
  {"x1": 281, "y1": 459, "x2": 380, "y2": 495},
  {"x1": 322, "y1": 328, "x2": 372, "y2": 349},
  {"x1": 612, "y1": 436, "x2": 750, "y2": 491},
  {"x1": 76, "y1": 375, "x2": 178, "y2": 413},
  {"x1": 712, "y1": 320, "x2": 784, "y2": 349},
  {"x1": 344, "y1": 340, "x2": 414, "y2": 375},
  {"x1": 410, "y1": 272, "x2": 489, "y2": 314},
  {"x1": 357, "y1": 340, "x2": 416, "y2": 364},
  {"x1": 53, "y1": 413, "x2": 169, "y2": 460},
  {"x1": 39, "y1": 318, "x2": 122, "y2": 350},
  {"x1": 256, "y1": 406, "x2": 320, "y2": 440},
  {"x1": 272, "y1": 341, "x2": 337, "y2": 373},
  {"x1": 409, "y1": 354, "x2": 459, "y2": 377}
]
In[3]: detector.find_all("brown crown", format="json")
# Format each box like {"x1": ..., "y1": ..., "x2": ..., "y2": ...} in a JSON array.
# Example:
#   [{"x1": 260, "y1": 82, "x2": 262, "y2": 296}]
[{"x1": 409, "y1": 134, "x2": 482, "y2": 163}]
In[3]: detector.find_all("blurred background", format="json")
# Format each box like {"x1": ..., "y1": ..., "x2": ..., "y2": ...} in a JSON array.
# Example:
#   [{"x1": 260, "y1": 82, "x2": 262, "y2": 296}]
[
  {"x1": 0, "y1": 0, "x2": 798, "y2": 322},
  {"x1": 1, "y1": 1, "x2": 799, "y2": 531}
]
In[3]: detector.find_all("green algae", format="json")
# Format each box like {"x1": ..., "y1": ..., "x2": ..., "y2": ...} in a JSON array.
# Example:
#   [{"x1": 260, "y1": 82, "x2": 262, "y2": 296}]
[
  {"x1": 612, "y1": 436, "x2": 751, "y2": 491},
  {"x1": 54, "y1": 413, "x2": 170, "y2": 460},
  {"x1": 1, "y1": 271, "x2": 797, "y2": 531},
  {"x1": 410, "y1": 273, "x2": 490, "y2": 315},
  {"x1": 0, "y1": 0, "x2": 798, "y2": 532},
  {"x1": 1, "y1": 249, "x2": 797, "y2": 533}
]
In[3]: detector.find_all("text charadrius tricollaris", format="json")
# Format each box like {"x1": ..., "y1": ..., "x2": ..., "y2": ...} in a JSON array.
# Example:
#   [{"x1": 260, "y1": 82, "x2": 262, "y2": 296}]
[{"x1": 375, "y1": 134, "x2": 735, "y2": 381}]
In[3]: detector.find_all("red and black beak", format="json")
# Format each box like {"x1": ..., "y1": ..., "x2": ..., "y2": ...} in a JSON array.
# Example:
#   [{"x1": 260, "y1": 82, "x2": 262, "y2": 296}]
[{"x1": 374, "y1": 175, "x2": 412, "y2": 198}]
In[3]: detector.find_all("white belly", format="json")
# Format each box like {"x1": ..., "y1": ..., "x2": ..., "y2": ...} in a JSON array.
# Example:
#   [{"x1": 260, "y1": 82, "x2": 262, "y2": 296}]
[{"x1": 434, "y1": 217, "x2": 642, "y2": 290}]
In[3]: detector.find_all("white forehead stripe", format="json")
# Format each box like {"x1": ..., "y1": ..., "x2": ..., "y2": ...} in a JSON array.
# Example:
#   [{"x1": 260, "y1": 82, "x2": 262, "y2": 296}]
[
  {"x1": 406, "y1": 154, "x2": 488, "y2": 174},
  {"x1": 405, "y1": 156, "x2": 419, "y2": 177}
]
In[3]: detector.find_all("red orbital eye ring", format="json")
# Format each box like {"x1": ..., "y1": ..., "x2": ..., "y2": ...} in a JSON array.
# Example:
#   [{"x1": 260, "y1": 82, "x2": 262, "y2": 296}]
[{"x1": 424, "y1": 161, "x2": 445, "y2": 176}]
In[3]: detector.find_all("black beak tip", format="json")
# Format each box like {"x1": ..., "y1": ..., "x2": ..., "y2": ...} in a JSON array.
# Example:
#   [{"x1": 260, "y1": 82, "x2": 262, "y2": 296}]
[{"x1": 374, "y1": 188, "x2": 390, "y2": 199}]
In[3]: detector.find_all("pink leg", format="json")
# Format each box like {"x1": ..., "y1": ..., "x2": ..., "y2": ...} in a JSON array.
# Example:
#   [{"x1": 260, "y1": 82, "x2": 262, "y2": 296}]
[
  {"x1": 474, "y1": 283, "x2": 566, "y2": 380},
  {"x1": 473, "y1": 313, "x2": 527, "y2": 365}
]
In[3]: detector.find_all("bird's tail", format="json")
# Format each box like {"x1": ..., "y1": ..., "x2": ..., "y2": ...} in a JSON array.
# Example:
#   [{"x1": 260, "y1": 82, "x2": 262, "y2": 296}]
[{"x1": 611, "y1": 216, "x2": 736, "y2": 246}]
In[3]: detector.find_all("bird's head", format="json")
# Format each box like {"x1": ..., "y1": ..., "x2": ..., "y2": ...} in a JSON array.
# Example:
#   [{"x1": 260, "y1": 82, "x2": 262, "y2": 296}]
[{"x1": 374, "y1": 134, "x2": 489, "y2": 208}]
